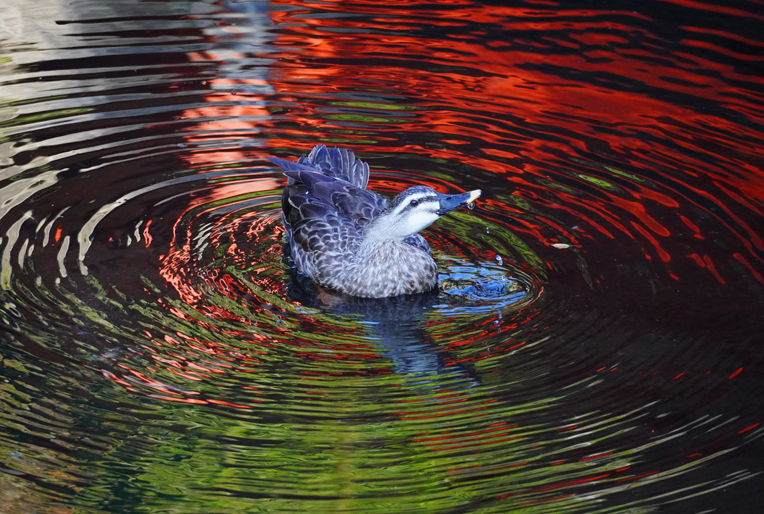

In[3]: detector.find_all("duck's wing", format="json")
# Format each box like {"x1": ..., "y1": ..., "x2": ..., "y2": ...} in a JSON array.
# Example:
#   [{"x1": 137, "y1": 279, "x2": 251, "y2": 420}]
[
  {"x1": 301, "y1": 145, "x2": 370, "y2": 189},
  {"x1": 281, "y1": 176, "x2": 380, "y2": 279},
  {"x1": 271, "y1": 145, "x2": 370, "y2": 189},
  {"x1": 280, "y1": 184, "x2": 353, "y2": 280},
  {"x1": 276, "y1": 167, "x2": 388, "y2": 223},
  {"x1": 403, "y1": 234, "x2": 430, "y2": 253}
]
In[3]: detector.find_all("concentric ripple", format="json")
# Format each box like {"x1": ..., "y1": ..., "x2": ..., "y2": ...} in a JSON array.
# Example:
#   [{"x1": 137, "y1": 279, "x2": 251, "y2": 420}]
[{"x1": 1, "y1": 0, "x2": 763, "y2": 512}]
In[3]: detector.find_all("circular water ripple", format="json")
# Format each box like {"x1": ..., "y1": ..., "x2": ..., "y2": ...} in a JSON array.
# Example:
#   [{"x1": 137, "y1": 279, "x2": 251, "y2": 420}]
[{"x1": 0, "y1": 0, "x2": 763, "y2": 512}]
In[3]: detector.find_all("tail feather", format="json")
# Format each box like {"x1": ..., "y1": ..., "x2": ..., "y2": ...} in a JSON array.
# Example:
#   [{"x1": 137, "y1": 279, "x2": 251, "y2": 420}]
[
  {"x1": 268, "y1": 157, "x2": 318, "y2": 172},
  {"x1": 271, "y1": 145, "x2": 370, "y2": 189}
]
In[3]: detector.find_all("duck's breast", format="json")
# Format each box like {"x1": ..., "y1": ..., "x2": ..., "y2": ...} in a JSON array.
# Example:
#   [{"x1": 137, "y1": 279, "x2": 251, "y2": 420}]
[{"x1": 329, "y1": 241, "x2": 438, "y2": 298}]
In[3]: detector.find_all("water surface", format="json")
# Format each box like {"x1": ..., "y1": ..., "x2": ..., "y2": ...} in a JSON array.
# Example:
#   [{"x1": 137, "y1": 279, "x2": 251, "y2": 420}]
[{"x1": 1, "y1": 0, "x2": 763, "y2": 512}]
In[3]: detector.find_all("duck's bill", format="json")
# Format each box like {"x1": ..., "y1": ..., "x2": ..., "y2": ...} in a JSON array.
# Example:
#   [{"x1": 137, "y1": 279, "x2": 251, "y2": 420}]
[{"x1": 436, "y1": 189, "x2": 482, "y2": 215}]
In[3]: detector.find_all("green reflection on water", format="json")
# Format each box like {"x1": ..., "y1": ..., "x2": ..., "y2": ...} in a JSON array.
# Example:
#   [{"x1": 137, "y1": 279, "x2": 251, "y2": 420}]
[
  {"x1": 324, "y1": 114, "x2": 405, "y2": 124},
  {"x1": 0, "y1": 264, "x2": 711, "y2": 514},
  {"x1": 327, "y1": 101, "x2": 417, "y2": 111},
  {"x1": 0, "y1": 107, "x2": 92, "y2": 130}
]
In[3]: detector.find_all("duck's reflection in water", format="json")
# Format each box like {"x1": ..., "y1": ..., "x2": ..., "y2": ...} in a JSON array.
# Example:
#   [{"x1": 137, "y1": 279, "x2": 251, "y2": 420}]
[{"x1": 286, "y1": 272, "x2": 476, "y2": 383}]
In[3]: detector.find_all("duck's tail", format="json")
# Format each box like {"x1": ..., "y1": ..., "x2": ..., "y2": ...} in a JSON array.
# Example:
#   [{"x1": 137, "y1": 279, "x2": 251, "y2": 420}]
[{"x1": 269, "y1": 145, "x2": 370, "y2": 189}]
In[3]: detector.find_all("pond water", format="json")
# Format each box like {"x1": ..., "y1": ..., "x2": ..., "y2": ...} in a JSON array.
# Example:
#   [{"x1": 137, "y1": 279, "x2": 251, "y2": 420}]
[{"x1": 1, "y1": 0, "x2": 763, "y2": 512}]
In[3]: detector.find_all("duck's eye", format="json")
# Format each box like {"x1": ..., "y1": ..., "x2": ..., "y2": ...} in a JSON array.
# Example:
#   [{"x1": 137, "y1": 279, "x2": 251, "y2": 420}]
[{"x1": 409, "y1": 199, "x2": 419, "y2": 207}]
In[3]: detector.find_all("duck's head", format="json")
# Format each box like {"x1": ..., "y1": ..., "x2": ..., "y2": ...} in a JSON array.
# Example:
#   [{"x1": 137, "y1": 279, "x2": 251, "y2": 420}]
[{"x1": 365, "y1": 186, "x2": 481, "y2": 242}]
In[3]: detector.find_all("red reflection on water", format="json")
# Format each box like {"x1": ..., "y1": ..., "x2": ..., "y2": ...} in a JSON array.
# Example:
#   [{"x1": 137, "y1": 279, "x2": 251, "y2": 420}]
[
  {"x1": 663, "y1": 0, "x2": 764, "y2": 20},
  {"x1": 739, "y1": 423, "x2": 759, "y2": 434},
  {"x1": 615, "y1": 471, "x2": 659, "y2": 483},
  {"x1": 264, "y1": 0, "x2": 764, "y2": 285},
  {"x1": 498, "y1": 472, "x2": 612, "y2": 499}
]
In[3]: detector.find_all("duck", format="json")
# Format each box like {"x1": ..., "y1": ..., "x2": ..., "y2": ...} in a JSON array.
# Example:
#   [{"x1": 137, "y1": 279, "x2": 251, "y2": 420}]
[{"x1": 269, "y1": 145, "x2": 481, "y2": 298}]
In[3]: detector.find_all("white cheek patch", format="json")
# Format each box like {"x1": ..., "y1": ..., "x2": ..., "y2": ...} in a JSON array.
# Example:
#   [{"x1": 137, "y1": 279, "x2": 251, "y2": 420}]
[{"x1": 402, "y1": 209, "x2": 439, "y2": 234}]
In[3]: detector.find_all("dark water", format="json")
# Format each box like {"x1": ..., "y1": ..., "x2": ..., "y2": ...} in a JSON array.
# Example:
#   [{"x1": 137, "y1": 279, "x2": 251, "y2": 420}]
[{"x1": 1, "y1": 0, "x2": 763, "y2": 512}]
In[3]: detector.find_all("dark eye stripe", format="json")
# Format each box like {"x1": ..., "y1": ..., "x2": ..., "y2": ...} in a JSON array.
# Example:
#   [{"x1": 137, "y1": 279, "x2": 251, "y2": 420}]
[
  {"x1": 398, "y1": 195, "x2": 437, "y2": 215},
  {"x1": 390, "y1": 194, "x2": 438, "y2": 218}
]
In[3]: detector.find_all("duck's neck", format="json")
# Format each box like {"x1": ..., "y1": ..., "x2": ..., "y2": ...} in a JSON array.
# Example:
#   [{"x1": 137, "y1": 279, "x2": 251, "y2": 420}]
[{"x1": 363, "y1": 218, "x2": 405, "y2": 243}]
